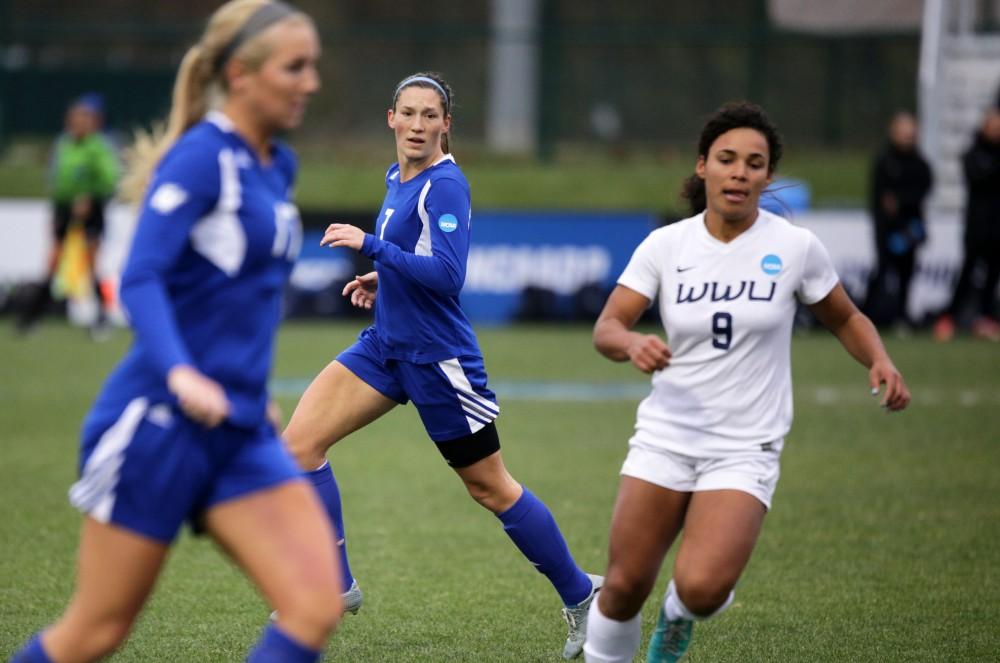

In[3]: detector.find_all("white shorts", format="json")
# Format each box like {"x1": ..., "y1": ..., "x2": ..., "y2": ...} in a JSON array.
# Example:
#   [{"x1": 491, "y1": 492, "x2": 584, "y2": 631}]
[{"x1": 620, "y1": 441, "x2": 782, "y2": 510}]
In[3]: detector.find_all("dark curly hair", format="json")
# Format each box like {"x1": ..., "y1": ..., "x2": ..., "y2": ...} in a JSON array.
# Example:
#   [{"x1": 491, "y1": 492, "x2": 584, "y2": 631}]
[{"x1": 681, "y1": 102, "x2": 783, "y2": 215}]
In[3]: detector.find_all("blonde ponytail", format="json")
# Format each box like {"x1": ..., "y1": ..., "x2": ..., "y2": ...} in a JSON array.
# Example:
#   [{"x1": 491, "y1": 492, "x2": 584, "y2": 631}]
[
  {"x1": 121, "y1": 0, "x2": 286, "y2": 203},
  {"x1": 120, "y1": 45, "x2": 217, "y2": 202}
]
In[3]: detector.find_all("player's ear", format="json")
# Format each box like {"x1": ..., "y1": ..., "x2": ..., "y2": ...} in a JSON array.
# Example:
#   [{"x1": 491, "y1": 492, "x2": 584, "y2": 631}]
[
  {"x1": 225, "y1": 58, "x2": 250, "y2": 95},
  {"x1": 695, "y1": 155, "x2": 706, "y2": 180},
  {"x1": 387, "y1": 108, "x2": 396, "y2": 129}
]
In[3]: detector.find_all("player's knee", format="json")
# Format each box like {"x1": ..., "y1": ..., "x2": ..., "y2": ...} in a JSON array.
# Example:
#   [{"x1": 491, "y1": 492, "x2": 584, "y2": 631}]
[
  {"x1": 282, "y1": 425, "x2": 332, "y2": 470},
  {"x1": 675, "y1": 576, "x2": 734, "y2": 616},
  {"x1": 600, "y1": 569, "x2": 654, "y2": 619},
  {"x1": 463, "y1": 472, "x2": 521, "y2": 513},
  {"x1": 277, "y1": 586, "x2": 343, "y2": 637},
  {"x1": 463, "y1": 478, "x2": 509, "y2": 512}
]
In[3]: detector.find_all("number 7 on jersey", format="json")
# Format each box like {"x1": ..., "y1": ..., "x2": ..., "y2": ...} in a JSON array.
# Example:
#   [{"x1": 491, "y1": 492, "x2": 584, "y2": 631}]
[{"x1": 379, "y1": 208, "x2": 395, "y2": 240}]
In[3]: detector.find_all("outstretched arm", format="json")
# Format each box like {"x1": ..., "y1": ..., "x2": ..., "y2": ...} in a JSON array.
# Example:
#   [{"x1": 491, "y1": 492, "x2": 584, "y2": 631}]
[
  {"x1": 321, "y1": 223, "x2": 465, "y2": 295},
  {"x1": 808, "y1": 283, "x2": 910, "y2": 411},
  {"x1": 593, "y1": 285, "x2": 671, "y2": 374},
  {"x1": 321, "y1": 178, "x2": 471, "y2": 296}
]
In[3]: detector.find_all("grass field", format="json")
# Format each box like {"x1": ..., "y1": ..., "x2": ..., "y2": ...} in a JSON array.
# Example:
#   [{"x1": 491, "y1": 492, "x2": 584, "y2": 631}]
[
  {"x1": 1, "y1": 321, "x2": 998, "y2": 661},
  {"x1": 0, "y1": 145, "x2": 868, "y2": 213}
]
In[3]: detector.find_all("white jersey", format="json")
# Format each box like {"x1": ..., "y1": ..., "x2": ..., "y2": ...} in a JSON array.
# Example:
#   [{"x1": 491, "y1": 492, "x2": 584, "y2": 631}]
[{"x1": 618, "y1": 209, "x2": 838, "y2": 457}]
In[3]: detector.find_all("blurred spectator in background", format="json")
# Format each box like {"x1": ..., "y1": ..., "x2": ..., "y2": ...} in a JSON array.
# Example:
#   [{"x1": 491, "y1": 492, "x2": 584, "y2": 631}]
[
  {"x1": 933, "y1": 108, "x2": 1000, "y2": 342},
  {"x1": 15, "y1": 92, "x2": 119, "y2": 338},
  {"x1": 863, "y1": 111, "x2": 931, "y2": 331}
]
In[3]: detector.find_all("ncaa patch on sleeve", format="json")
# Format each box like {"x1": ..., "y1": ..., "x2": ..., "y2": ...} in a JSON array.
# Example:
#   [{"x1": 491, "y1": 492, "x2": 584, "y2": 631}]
[
  {"x1": 149, "y1": 182, "x2": 189, "y2": 215},
  {"x1": 438, "y1": 213, "x2": 458, "y2": 233}
]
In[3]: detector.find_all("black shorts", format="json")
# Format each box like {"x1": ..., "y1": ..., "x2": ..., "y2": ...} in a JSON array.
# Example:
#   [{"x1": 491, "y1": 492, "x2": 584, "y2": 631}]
[{"x1": 53, "y1": 198, "x2": 107, "y2": 242}]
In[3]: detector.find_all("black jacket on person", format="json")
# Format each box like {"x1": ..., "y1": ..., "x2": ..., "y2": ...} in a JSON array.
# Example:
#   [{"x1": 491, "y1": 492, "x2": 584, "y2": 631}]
[
  {"x1": 962, "y1": 132, "x2": 1000, "y2": 244},
  {"x1": 869, "y1": 142, "x2": 933, "y2": 253}
]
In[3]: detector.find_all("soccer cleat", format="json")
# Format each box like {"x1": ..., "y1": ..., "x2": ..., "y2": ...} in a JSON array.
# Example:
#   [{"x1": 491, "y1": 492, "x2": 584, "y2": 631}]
[
  {"x1": 933, "y1": 314, "x2": 955, "y2": 342},
  {"x1": 341, "y1": 579, "x2": 363, "y2": 615},
  {"x1": 560, "y1": 573, "x2": 604, "y2": 659},
  {"x1": 269, "y1": 579, "x2": 363, "y2": 621},
  {"x1": 971, "y1": 316, "x2": 1000, "y2": 342},
  {"x1": 89, "y1": 321, "x2": 112, "y2": 343},
  {"x1": 646, "y1": 606, "x2": 693, "y2": 663}
]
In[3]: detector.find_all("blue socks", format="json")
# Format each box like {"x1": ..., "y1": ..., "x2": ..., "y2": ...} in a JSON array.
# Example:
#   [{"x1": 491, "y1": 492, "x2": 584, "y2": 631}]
[
  {"x1": 307, "y1": 462, "x2": 354, "y2": 592},
  {"x1": 11, "y1": 622, "x2": 319, "y2": 662},
  {"x1": 246, "y1": 624, "x2": 323, "y2": 663},
  {"x1": 9, "y1": 634, "x2": 54, "y2": 663},
  {"x1": 497, "y1": 487, "x2": 592, "y2": 606},
  {"x1": 12, "y1": 627, "x2": 322, "y2": 663},
  {"x1": 246, "y1": 624, "x2": 320, "y2": 663},
  {"x1": 309, "y1": 465, "x2": 591, "y2": 609}
]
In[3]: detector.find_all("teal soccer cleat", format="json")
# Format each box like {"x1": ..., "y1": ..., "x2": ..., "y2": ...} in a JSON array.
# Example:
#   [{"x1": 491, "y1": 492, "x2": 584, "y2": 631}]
[{"x1": 646, "y1": 606, "x2": 693, "y2": 662}]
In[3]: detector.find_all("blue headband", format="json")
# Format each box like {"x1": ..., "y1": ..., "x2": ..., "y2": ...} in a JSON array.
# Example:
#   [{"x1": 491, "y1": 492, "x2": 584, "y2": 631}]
[
  {"x1": 394, "y1": 75, "x2": 450, "y2": 109},
  {"x1": 74, "y1": 92, "x2": 105, "y2": 115},
  {"x1": 214, "y1": 1, "x2": 298, "y2": 74}
]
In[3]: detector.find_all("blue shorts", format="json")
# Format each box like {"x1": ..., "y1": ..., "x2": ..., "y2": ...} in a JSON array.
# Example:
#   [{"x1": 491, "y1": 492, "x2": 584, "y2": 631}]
[
  {"x1": 337, "y1": 327, "x2": 500, "y2": 442},
  {"x1": 70, "y1": 397, "x2": 303, "y2": 544}
]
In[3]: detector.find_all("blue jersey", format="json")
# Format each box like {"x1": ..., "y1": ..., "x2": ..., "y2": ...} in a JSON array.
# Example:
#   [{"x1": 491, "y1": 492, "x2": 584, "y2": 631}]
[
  {"x1": 86, "y1": 111, "x2": 302, "y2": 431},
  {"x1": 359, "y1": 155, "x2": 481, "y2": 363}
]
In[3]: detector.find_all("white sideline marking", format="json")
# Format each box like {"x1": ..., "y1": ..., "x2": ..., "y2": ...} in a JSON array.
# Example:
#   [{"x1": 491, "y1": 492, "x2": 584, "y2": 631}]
[{"x1": 270, "y1": 379, "x2": 998, "y2": 406}]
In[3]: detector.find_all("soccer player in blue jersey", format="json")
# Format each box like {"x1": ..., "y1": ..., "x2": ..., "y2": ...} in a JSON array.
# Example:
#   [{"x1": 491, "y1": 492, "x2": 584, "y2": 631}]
[
  {"x1": 582, "y1": 103, "x2": 911, "y2": 663},
  {"x1": 9, "y1": 3, "x2": 340, "y2": 662},
  {"x1": 279, "y1": 71, "x2": 601, "y2": 659}
]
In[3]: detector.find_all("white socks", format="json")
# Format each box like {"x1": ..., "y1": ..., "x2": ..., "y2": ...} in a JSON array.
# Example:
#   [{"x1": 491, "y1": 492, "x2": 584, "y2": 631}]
[
  {"x1": 664, "y1": 579, "x2": 734, "y2": 621},
  {"x1": 583, "y1": 599, "x2": 642, "y2": 663},
  {"x1": 583, "y1": 579, "x2": 737, "y2": 662}
]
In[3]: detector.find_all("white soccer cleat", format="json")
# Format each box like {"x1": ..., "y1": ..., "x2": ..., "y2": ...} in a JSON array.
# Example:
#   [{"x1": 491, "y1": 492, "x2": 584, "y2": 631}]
[
  {"x1": 561, "y1": 574, "x2": 604, "y2": 659},
  {"x1": 342, "y1": 579, "x2": 363, "y2": 615},
  {"x1": 269, "y1": 579, "x2": 364, "y2": 621}
]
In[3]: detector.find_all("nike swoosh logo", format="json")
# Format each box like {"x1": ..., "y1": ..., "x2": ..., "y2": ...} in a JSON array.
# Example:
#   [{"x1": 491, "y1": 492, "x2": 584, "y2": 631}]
[{"x1": 676, "y1": 266, "x2": 696, "y2": 272}]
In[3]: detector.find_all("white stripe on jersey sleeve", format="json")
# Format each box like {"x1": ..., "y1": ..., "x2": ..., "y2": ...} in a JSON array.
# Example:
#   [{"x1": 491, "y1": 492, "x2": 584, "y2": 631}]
[
  {"x1": 415, "y1": 179, "x2": 434, "y2": 257},
  {"x1": 190, "y1": 148, "x2": 247, "y2": 277}
]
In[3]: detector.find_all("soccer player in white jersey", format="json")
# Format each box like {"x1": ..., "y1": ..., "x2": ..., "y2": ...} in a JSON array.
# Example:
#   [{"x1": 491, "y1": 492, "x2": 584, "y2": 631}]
[
  {"x1": 279, "y1": 71, "x2": 601, "y2": 659},
  {"x1": 9, "y1": 3, "x2": 342, "y2": 662},
  {"x1": 582, "y1": 102, "x2": 911, "y2": 663}
]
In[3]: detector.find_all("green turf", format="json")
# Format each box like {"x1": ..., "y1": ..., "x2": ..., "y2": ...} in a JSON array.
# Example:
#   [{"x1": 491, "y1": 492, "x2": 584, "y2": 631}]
[
  {"x1": 1, "y1": 321, "x2": 998, "y2": 661},
  {"x1": 0, "y1": 146, "x2": 867, "y2": 213}
]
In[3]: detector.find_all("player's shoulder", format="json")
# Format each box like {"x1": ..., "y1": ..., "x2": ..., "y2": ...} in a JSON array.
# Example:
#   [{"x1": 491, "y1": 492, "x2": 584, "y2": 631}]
[
  {"x1": 385, "y1": 162, "x2": 401, "y2": 186},
  {"x1": 87, "y1": 132, "x2": 118, "y2": 154},
  {"x1": 428, "y1": 155, "x2": 469, "y2": 190},
  {"x1": 643, "y1": 212, "x2": 701, "y2": 245},
  {"x1": 162, "y1": 118, "x2": 228, "y2": 169},
  {"x1": 151, "y1": 118, "x2": 234, "y2": 200},
  {"x1": 270, "y1": 139, "x2": 298, "y2": 184},
  {"x1": 757, "y1": 208, "x2": 816, "y2": 245}
]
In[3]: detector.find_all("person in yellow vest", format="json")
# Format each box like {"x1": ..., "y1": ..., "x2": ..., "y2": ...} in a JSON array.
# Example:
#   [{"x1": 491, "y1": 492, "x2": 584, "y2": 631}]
[{"x1": 16, "y1": 92, "x2": 119, "y2": 337}]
